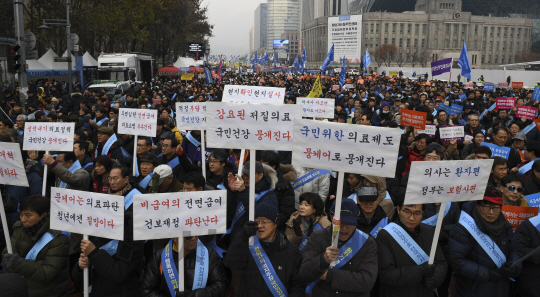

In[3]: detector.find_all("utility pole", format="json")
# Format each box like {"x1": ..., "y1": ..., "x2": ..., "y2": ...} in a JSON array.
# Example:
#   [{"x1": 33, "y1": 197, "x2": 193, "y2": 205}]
[
  {"x1": 13, "y1": 0, "x2": 27, "y2": 89},
  {"x1": 66, "y1": 0, "x2": 72, "y2": 95}
]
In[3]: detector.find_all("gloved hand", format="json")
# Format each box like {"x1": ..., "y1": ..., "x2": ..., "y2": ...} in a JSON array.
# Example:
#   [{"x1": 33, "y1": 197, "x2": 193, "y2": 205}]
[
  {"x1": 423, "y1": 264, "x2": 436, "y2": 278},
  {"x1": 292, "y1": 219, "x2": 303, "y2": 238},
  {"x1": 503, "y1": 262, "x2": 518, "y2": 278},
  {"x1": 3, "y1": 253, "x2": 22, "y2": 270},
  {"x1": 418, "y1": 262, "x2": 432, "y2": 275},
  {"x1": 175, "y1": 289, "x2": 195, "y2": 297},
  {"x1": 422, "y1": 275, "x2": 436, "y2": 289},
  {"x1": 241, "y1": 221, "x2": 259, "y2": 240},
  {"x1": 489, "y1": 265, "x2": 512, "y2": 282}
]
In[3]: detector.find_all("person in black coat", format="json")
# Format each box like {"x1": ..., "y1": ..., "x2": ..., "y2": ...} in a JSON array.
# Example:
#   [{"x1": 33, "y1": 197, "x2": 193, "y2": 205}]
[
  {"x1": 140, "y1": 236, "x2": 229, "y2": 297},
  {"x1": 158, "y1": 136, "x2": 189, "y2": 183},
  {"x1": 300, "y1": 199, "x2": 378, "y2": 297},
  {"x1": 93, "y1": 127, "x2": 126, "y2": 166},
  {"x1": 523, "y1": 160, "x2": 540, "y2": 196},
  {"x1": 447, "y1": 187, "x2": 522, "y2": 297},
  {"x1": 355, "y1": 186, "x2": 389, "y2": 238},
  {"x1": 514, "y1": 215, "x2": 540, "y2": 297},
  {"x1": 223, "y1": 201, "x2": 305, "y2": 297}
]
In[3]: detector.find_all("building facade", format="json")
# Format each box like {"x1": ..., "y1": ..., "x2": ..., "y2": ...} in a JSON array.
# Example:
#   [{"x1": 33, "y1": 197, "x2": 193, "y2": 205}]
[
  {"x1": 249, "y1": 27, "x2": 255, "y2": 56},
  {"x1": 280, "y1": 31, "x2": 301, "y2": 63},
  {"x1": 302, "y1": 0, "x2": 533, "y2": 70},
  {"x1": 254, "y1": 4, "x2": 268, "y2": 52},
  {"x1": 266, "y1": 0, "x2": 300, "y2": 52}
]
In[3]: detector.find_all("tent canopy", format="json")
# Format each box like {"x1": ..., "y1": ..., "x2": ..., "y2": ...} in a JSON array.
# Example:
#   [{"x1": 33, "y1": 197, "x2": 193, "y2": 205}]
[
  {"x1": 82, "y1": 52, "x2": 98, "y2": 67},
  {"x1": 173, "y1": 57, "x2": 197, "y2": 68},
  {"x1": 27, "y1": 59, "x2": 52, "y2": 77}
]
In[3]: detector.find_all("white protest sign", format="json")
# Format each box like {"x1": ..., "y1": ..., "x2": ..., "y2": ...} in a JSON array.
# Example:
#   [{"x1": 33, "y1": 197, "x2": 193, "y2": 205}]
[
  {"x1": 133, "y1": 191, "x2": 227, "y2": 240},
  {"x1": 206, "y1": 102, "x2": 301, "y2": 150},
  {"x1": 23, "y1": 122, "x2": 75, "y2": 151},
  {"x1": 222, "y1": 85, "x2": 285, "y2": 104},
  {"x1": 292, "y1": 119, "x2": 401, "y2": 177},
  {"x1": 416, "y1": 124, "x2": 436, "y2": 137},
  {"x1": 439, "y1": 125, "x2": 465, "y2": 142},
  {"x1": 118, "y1": 108, "x2": 158, "y2": 137},
  {"x1": 297, "y1": 98, "x2": 335, "y2": 118},
  {"x1": 50, "y1": 187, "x2": 124, "y2": 241},
  {"x1": 176, "y1": 102, "x2": 207, "y2": 130},
  {"x1": 404, "y1": 159, "x2": 494, "y2": 204},
  {"x1": 0, "y1": 142, "x2": 29, "y2": 187}
]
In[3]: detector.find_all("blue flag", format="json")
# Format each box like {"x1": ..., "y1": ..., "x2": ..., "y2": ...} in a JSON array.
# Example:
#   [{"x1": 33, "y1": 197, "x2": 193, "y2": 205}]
[
  {"x1": 300, "y1": 48, "x2": 307, "y2": 73},
  {"x1": 252, "y1": 51, "x2": 258, "y2": 71},
  {"x1": 321, "y1": 43, "x2": 334, "y2": 74},
  {"x1": 363, "y1": 49, "x2": 371, "y2": 69},
  {"x1": 203, "y1": 67, "x2": 213, "y2": 86},
  {"x1": 274, "y1": 53, "x2": 277, "y2": 69},
  {"x1": 458, "y1": 41, "x2": 472, "y2": 80},
  {"x1": 292, "y1": 54, "x2": 299, "y2": 68},
  {"x1": 339, "y1": 56, "x2": 346, "y2": 87}
]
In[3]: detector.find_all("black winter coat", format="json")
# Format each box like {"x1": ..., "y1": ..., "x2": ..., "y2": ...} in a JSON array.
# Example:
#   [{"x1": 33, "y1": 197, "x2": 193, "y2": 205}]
[
  {"x1": 140, "y1": 243, "x2": 229, "y2": 297},
  {"x1": 94, "y1": 141, "x2": 126, "y2": 167},
  {"x1": 299, "y1": 227, "x2": 378, "y2": 297},
  {"x1": 376, "y1": 220, "x2": 448, "y2": 297},
  {"x1": 274, "y1": 168, "x2": 296, "y2": 232},
  {"x1": 514, "y1": 218, "x2": 540, "y2": 297},
  {"x1": 447, "y1": 202, "x2": 522, "y2": 297},
  {"x1": 158, "y1": 154, "x2": 188, "y2": 183},
  {"x1": 523, "y1": 173, "x2": 540, "y2": 196},
  {"x1": 356, "y1": 205, "x2": 388, "y2": 237},
  {"x1": 223, "y1": 231, "x2": 305, "y2": 297}
]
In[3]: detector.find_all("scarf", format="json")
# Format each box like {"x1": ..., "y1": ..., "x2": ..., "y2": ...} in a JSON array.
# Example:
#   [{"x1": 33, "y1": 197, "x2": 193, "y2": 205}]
[
  {"x1": 23, "y1": 213, "x2": 49, "y2": 235},
  {"x1": 472, "y1": 204, "x2": 509, "y2": 244},
  {"x1": 109, "y1": 182, "x2": 132, "y2": 196}
]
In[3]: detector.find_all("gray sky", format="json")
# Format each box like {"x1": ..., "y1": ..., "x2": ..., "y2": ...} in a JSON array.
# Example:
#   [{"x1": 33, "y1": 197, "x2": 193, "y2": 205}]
[{"x1": 203, "y1": 0, "x2": 266, "y2": 56}]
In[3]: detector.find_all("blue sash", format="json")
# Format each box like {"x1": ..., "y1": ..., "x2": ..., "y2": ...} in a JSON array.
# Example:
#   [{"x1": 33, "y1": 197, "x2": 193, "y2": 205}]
[
  {"x1": 481, "y1": 142, "x2": 511, "y2": 159},
  {"x1": 522, "y1": 122, "x2": 536, "y2": 134},
  {"x1": 26, "y1": 232, "x2": 55, "y2": 260},
  {"x1": 59, "y1": 160, "x2": 82, "y2": 188},
  {"x1": 95, "y1": 117, "x2": 108, "y2": 127},
  {"x1": 298, "y1": 223, "x2": 323, "y2": 253},
  {"x1": 207, "y1": 235, "x2": 227, "y2": 258},
  {"x1": 249, "y1": 236, "x2": 289, "y2": 297},
  {"x1": 100, "y1": 240, "x2": 119, "y2": 256},
  {"x1": 139, "y1": 173, "x2": 153, "y2": 189},
  {"x1": 120, "y1": 146, "x2": 132, "y2": 159},
  {"x1": 82, "y1": 162, "x2": 93, "y2": 169},
  {"x1": 162, "y1": 240, "x2": 180, "y2": 297},
  {"x1": 458, "y1": 211, "x2": 506, "y2": 268},
  {"x1": 370, "y1": 217, "x2": 388, "y2": 238},
  {"x1": 222, "y1": 189, "x2": 271, "y2": 237},
  {"x1": 216, "y1": 182, "x2": 226, "y2": 190},
  {"x1": 193, "y1": 239, "x2": 209, "y2": 290},
  {"x1": 186, "y1": 132, "x2": 201, "y2": 147},
  {"x1": 529, "y1": 215, "x2": 540, "y2": 232},
  {"x1": 383, "y1": 223, "x2": 429, "y2": 265},
  {"x1": 306, "y1": 229, "x2": 368, "y2": 293},
  {"x1": 422, "y1": 202, "x2": 452, "y2": 226},
  {"x1": 101, "y1": 134, "x2": 117, "y2": 156},
  {"x1": 518, "y1": 158, "x2": 540, "y2": 176},
  {"x1": 124, "y1": 188, "x2": 142, "y2": 210},
  {"x1": 293, "y1": 169, "x2": 334, "y2": 190},
  {"x1": 167, "y1": 156, "x2": 180, "y2": 170},
  {"x1": 17, "y1": 129, "x2": 24, "y2": 136},
  {"x1": 346, "y1": 193, "x2": 357, "y2": 201},
  {"x1": 134, "y1": 156, "x2": 140, "y2": 177}
]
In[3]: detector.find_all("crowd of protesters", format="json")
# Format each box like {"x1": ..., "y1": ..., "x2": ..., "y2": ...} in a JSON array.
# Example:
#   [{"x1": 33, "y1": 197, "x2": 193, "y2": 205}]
[{"x1": 0, "y1": 70, "x2": 539, "y2": 297}]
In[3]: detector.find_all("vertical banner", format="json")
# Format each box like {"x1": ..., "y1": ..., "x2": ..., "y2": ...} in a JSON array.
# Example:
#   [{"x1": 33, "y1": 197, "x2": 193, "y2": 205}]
[
  {"x1": 118, "y1": 108, "x2": 158, "y2": 137},
  {"x1": 327, "y1": 15, "x2": 362, "y2": 62}
]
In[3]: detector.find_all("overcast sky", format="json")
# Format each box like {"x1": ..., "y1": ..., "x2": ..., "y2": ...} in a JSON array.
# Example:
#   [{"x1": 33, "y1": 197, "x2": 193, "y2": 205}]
[{"x1": 203, "y1": 0, "x2": 266, "y2": 56}]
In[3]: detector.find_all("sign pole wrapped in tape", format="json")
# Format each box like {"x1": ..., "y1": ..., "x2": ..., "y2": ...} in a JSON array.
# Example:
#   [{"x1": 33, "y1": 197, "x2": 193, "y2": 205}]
[{"x1": 404, "y1": 159, "x2": 493, "y2": 263}]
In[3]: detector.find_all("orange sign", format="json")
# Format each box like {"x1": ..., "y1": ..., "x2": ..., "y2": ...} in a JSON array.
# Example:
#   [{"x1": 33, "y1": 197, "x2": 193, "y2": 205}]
[
  {"x1": 502, "y1": 205, "x2": 539, "y2": 230},
  {"x1": 534, "y1": 118, "x2": 540, "y2": 131},
  {"x1": 346, "y1": 78, "x2": 351, "y2": 83},
  {"x1": 358, "y1": 79, "x2": 365, "y2": 85},
  {"x1": 512, "y1": 82, "x2": 524, "y2": 89},
  {"x1": 401, "y1": 108, "x2": 427, "y2": 130},
  {"x1": 287, "y1": 76, "x2": 293, "y2": 79}
]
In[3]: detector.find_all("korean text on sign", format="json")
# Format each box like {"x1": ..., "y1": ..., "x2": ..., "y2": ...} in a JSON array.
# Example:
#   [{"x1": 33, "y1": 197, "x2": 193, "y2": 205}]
[
  {"x1": 222, "y1": 85, "x2": 285, "y2": 104},
  {"x1": 118, "y1": 108, "x2": 158, "y2": 137},
  {"x1": 176, "y1": 102, "x2": 207, "y2": 130},
  {"x1": 439, "y1": 125, "x2": 465, "y2": 142},
  {"x1": 206, "y1": 102, "x2": 301, "y2": 151},
  {"x1": 516, "y1": 106, "x2": 537, "y2": 121},
  {"x1": 23, "y1": 122, "x2": 75, "y2": 151},
  {"x1": 416, "y1": 124, "x2": 436, "y2": 138},
  {"x1": 400, "y1": 108, "x2": 427, "y2": 130},
  {"x1": 496, "y1": 97, "x2": 516, "y2": 110},
  {"x1": 404, "y1": 159, "x2": 494, "y2": 204},
  {"x1": 297, "y1": 98, "x2": 335, "y2": 118},
  {"x1": 50, "y1": 187, "x2": 124, "y2": 241},
  {"x1": 0, "y1": 142, "x2": 28, "y2": 187},
  {"x1": 292, "y1": 119, "x2": 401, "y2": 177},
  {"x1": 502, "y1": 205, "x2": 539, "y2": 230},
  {"x1": 133, "y1": 190, "x2": 227, "y2": 240}
]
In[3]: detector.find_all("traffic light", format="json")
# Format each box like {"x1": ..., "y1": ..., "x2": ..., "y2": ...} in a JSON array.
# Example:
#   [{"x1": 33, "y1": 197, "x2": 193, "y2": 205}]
[{"x1": 8, "y1": 44, "x2": 21, "y2": 73}]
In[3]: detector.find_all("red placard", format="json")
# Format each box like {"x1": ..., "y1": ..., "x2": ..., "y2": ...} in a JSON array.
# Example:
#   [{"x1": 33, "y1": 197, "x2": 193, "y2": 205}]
[
  {"x1": 516, "y1": 105, "x2": 537, "y2": 121},
  {"x1": 332, "y1": 85, "x2": 340, "y2": 90},
  {"x1": 464, "y1": 83, "x2": 474, "y2": 89},
  {"x1": 152, "y1": 98, "x2": 161, "y2": 105},
  {"x1": 512, "y1": 82, "x2": 524, "y2": 89},
  {"x1": 502, "y1": 205, "x2": 539, "y2": 231},
  {"x1": 498, "y1": 82, "x2": 509, "y2": 88},
  {"x1": 496, "y1": 97, "x2": 515, "y2": 110},
  {"x1": 401, "y1": 108, "x2": 427, "y2": 130}
]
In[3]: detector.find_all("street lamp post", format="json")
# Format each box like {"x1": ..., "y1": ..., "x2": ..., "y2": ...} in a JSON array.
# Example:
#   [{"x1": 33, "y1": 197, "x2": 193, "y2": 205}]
[{"x1": 37, "y1": 0, "x2": 72, "y2": 95}]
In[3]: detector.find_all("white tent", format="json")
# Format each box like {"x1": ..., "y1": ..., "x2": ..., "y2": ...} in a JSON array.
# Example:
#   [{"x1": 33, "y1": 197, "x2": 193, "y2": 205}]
[
  {"x1": 26, "y1": 59, "x2": 53, "y2": 77},
  {"x1": 173, "y1": 57, "x2": 197, "y2": 68},
  {"x1": 37, "y1": 48, "x2": 58, "y2": 69},
  {"x1": 82, "y1": 52, "x2": 98, "y2": 67},
  {"x1": 38, "y1": 48, "x2": 75, "y2": 74}
]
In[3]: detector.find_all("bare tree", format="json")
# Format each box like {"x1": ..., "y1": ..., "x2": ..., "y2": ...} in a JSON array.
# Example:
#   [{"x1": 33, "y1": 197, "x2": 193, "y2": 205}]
[
  {"x1": 395, "y1": 49, "x2": 406, "y2": 67},
  {"x1": 374, "y1": 44, "x2": 398, "y2": 67},
  {"x1": 418, "y1": 49, "x2": 431, "y2": 67},
  {"x1": 372, "y1": 49, "x2": 384, "y2": 67}
]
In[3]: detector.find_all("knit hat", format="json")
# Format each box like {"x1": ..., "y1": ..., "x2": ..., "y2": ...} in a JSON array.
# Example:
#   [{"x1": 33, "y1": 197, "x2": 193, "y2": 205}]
[
  {"x1": 255, "y1": 201, "x2": 279, "y2": 223},
  {"x1": 481, "y1": 185, "x2": 503, "y2": 205},
  {"x1": 242, "y1": 161, "x2": 264, "y2": 176},
  {"x1": 97, "y1": 126, "x2": 114, "y2": 136},
  {"x1": 356, "y1": 186, "x2": 379, "y2": 202},
  {"x1": 381, "y1": 102, "x2": 390, "y2": 109},
  {"x1": 330, "y1": 199, "x2": 359, "y2": 225},
  {"x1": 140, "y1": 152, "x2": 159, "y2": 167}
]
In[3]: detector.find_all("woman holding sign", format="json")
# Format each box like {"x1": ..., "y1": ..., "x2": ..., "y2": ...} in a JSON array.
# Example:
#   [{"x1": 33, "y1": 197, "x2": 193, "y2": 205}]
[
  {"x1": 1, "y1": 195, "x2": 70, "y2": 297},
  {"x1": 140, "y1": 236, "x2": 229, "y2": 297}
]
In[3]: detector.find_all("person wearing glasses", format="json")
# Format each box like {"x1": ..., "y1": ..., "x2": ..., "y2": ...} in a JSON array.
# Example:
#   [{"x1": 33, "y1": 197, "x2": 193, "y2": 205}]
[
  {"x1": 224, "y1": 201, "x2": 305, "y2": 297},
  {"x1": 158, "y1": 136, "x2": 189, "y2": 183},
  {"x1": 447, "y1": 186, "x2": 522, "y2": 297},
  {"x1": 500, "y1": 175, "x2": 529, "y2": 207}
]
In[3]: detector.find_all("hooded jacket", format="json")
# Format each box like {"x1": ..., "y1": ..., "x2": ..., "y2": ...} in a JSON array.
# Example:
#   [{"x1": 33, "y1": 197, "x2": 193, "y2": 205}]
[
  {"x1": 363, "y1": 175, "x2": 395, "y2": 219},
  {"x1": 285, "y1": 212, "x2": 331, "y2": 247}
]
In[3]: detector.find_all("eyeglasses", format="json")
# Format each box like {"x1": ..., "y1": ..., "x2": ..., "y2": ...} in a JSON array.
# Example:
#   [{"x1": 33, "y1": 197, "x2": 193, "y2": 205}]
[
  {"x1": 504, "y1": 185, "x2": 524, "y2": 193},
  {"x1": 208, "y1": 159, "x2": 221, "y2": 164},
  {"x1": 254, "y1": 220, "x2": 273, "y2": 227},
  {"x1": 478, "y1": 204, "x2": 502, "y2": 213},
  {"x1": 469, "y1": 119, "x2": 479, "y2": 122},
  {"x1": 401, "y1": 208, "x2": 423, "y2": 218}
]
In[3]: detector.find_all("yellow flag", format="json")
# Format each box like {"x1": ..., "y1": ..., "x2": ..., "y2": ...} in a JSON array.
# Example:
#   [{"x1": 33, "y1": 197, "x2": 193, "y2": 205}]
[{"x1": 306, "y1": 75, "x2": 322, "y2": 98}]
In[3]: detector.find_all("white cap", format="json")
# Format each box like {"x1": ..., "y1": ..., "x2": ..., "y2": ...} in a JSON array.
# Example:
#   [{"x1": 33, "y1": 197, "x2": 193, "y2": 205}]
[{"x1": 153, "y1": 165, "x2": 173, "y2": 185}]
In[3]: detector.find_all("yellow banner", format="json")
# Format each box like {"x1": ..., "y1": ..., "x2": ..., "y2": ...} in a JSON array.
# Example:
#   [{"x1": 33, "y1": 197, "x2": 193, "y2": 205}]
[
  {"x1": 181, "y1": 73, "x2": 194, "y2": 80},
  {"x1": 306, "y1": 75, "x2": 322, "y2": 98},
  {"x1": 389, "y1": 71, "x2": 398, "y2": 76}
]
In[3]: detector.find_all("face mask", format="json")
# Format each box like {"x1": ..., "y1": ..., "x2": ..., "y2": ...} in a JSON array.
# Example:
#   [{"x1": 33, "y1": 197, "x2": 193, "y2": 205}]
[{"x1": 382, "y1": 110, "x2": 389, "y2": 114}]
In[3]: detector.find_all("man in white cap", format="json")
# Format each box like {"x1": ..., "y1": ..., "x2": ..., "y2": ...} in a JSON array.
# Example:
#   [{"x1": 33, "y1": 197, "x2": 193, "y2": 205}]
[{"x1": 148, "y1": 164, "x2": 183, "y2": 193}]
